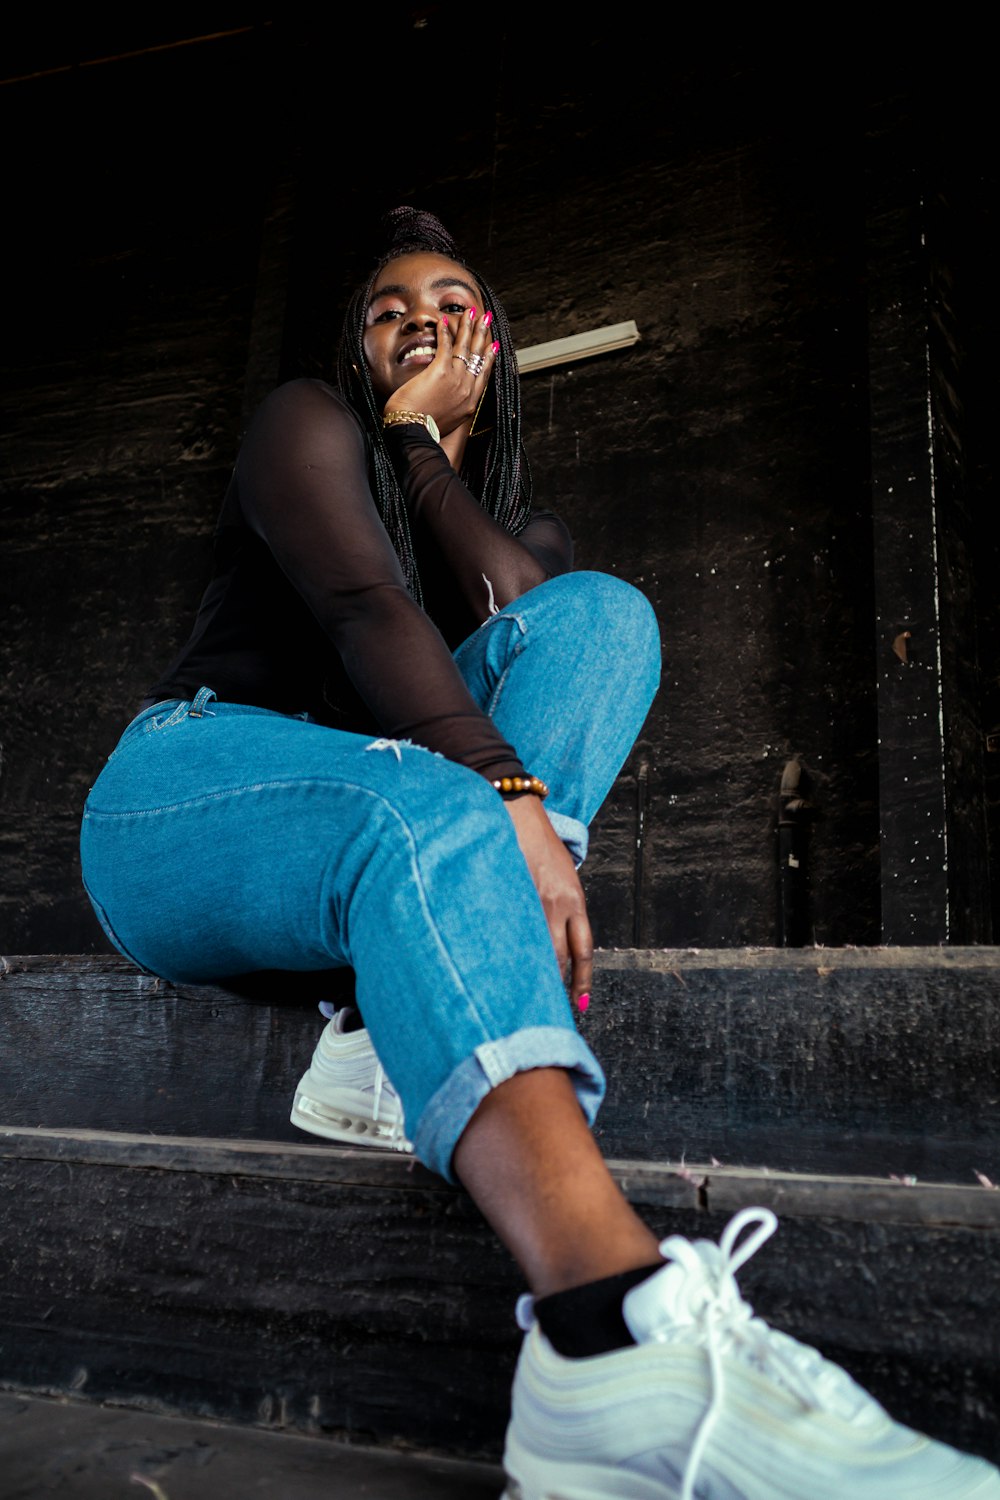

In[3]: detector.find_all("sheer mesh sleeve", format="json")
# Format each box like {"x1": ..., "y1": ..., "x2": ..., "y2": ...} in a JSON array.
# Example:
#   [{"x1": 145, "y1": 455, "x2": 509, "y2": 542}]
[
  {"x1": 236, "y1": 379, "x2": 526, "y2": 779},
  {"x1": 383, "y1": 425, "x2": 573, "y2": 621}
]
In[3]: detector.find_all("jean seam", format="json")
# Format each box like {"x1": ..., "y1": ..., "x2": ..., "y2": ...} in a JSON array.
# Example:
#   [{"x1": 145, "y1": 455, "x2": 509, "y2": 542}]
[
  {"x1": 145, "y1": 701, "x2": 189, "y2": 734},
  {"x1": 479, "y1": 622, "x2": 576, "y2": 832},
  {"x1": 81, "y1": 874, "x2": 156, "y2": 973},
  {"x1": 473, "y1": 614, "x2": 528, "y2": 720},
  {"x1": 332, "y1": 783, "x2": 508, "y2": 1044},
  {"x1": 82, "y1": 776, "x2": 411, "y2": 821},
  {"x1": 88, "y1": 770, "x2": 505, "y2": 1047},
  {"x1": 453, "y1": 609, "x2": 525, "y2": 670}
]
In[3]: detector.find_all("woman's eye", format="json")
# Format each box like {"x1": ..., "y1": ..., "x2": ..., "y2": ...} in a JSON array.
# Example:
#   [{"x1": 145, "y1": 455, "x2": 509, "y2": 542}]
[
  {"x1": 441, "y1": 302, "x2": 466, "y2": 315},
  {"x1": 372, "y1": 308, "x2": 403, "y2": 323}
]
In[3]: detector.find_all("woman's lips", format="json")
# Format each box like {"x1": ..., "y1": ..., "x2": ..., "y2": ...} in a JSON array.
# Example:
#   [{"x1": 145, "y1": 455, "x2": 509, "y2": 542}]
[{"x1": 399, "y1": 342, "x2": 436, "y2": 365}]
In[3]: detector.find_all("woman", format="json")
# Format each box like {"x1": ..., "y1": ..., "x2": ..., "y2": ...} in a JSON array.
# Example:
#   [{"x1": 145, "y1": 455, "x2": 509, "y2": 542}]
[{"x1": 79, "y1": 208, "x2": 997, "y2": 1499}]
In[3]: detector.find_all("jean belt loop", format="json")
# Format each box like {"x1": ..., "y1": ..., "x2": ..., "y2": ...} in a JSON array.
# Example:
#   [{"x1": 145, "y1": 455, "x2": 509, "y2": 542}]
[{"x1": 188, "y1": 686, "x2": 218, "y2": 719}]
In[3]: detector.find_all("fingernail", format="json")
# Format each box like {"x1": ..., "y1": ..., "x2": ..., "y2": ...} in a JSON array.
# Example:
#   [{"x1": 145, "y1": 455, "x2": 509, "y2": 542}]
[
  {"x1": 577, "y1": 992, "x2": 590, "y2": 1012},
  {"x1": 492, "y1": 340, "x2": 500, "y2": 354},
  {"x1": 468, "y1": 307, "x2": 477, "y2": 321},
  {"x1": 441, "y1": 314, "x2": 448, "y2": 326},
  {"x1": 483, "y1": 310, "x2": 493, "y2": 327}
]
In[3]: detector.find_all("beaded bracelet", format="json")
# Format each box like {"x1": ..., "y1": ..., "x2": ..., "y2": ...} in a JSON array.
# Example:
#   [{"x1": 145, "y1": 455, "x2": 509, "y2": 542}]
[{"x1": 492, "y1": 774, "x2": 550, "y2": 800}]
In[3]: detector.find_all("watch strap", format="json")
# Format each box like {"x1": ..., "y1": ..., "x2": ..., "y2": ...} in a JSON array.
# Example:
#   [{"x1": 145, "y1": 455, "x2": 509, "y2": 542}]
[{"x1": 383, "y1": 410, "x2": 440, "y2": 443}]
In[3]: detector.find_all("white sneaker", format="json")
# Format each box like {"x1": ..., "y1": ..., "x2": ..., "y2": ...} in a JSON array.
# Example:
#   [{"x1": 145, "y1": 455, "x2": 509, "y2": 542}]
[
  {"x1": 503, "y1": 1207, "x2": 1000, "y2": 1500},
  {"x1": 290, "y1": 1007, "x2": 412, "y2": 1152}
]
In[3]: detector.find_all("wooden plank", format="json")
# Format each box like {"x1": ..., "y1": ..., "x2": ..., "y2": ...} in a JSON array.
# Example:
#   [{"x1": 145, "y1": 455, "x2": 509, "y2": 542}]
[
  {"x1": 0, "y1": 1153, "x2": 524, "y2": 1459},
  {"x1": 594, "y1": 945, "x2": 1000, "y2": 971},
  {"x1": 3, "y1": 1126, "x2": 999, "y2": 1228},
  {"x1": 866, "y1": 170, "x2": 949, "y2": 941},
  {"x1": 0, "y1": 1390, "x2": 505, "y2": 1500},
  {"x1": 582, "y1": 960, "x2": 1000, "y2": 1180},
  {"x1": 4, "y1": 951, "x2": 1000, "y2": 1179},
  {"x1": 0, "y1": 1146, "x2": 996, "y2": 1463},
  {"x1": 865, "y1": 101, "x2": 993, "y2": 942},
  {"x1": 0, "y1": 1126, "x2": 446, "y2": 1192},
  {"x1": 617, "y1": 1159, "x2": 1000, "y2": 1227},
  {"x1": 15, "y1": 944, "x2": 1000, "y2": 978}
]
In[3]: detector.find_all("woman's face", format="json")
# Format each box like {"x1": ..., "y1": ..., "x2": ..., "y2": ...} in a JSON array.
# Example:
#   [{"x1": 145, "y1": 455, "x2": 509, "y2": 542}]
[{"x1": 363, "y1": 252, "x2": 485, "y2": 403}]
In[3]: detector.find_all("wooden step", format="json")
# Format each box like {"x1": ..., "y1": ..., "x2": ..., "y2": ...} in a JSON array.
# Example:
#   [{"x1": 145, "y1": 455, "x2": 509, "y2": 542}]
[
  {"x1": 3, "y1": 949, "x2": 999, "y2": 1181},
  {"x1": 0, "y1": 1389, "x2": 505, "y2": 1498},
  {"x1": 1, "y1": 1126, "x2": 998, "y2": 1467}
]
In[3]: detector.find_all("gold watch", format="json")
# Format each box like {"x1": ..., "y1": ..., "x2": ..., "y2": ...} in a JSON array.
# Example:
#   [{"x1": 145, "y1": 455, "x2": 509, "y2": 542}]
[{"x1": 383, "y1": 410, "x2": 440, "y2": 443}]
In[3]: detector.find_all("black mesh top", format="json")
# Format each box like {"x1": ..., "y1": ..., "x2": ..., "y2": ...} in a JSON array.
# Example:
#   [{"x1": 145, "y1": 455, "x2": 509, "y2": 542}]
[{"x1": 145, "y1": 378, "x2": 573, "y2": 782}]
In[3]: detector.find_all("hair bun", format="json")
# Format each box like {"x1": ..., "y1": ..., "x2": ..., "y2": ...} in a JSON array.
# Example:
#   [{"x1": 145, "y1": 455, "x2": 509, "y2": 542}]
[{"x1": 380, "y1": 206, "x2": 461, "y2": 261}]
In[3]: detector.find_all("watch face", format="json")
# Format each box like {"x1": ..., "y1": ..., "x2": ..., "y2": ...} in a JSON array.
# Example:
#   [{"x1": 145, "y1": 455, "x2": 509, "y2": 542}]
[{"x1": 425, "y1": 414, "x2": 440, "y2": 443}]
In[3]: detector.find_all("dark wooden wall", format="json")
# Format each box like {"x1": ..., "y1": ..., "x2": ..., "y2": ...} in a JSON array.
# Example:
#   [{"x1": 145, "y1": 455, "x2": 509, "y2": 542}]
[{"x1": 1, "y1": 16, "x2": 996, "y2": 953}]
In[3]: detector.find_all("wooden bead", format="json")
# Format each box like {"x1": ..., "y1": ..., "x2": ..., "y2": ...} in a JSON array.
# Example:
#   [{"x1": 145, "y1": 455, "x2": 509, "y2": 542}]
[{"x1": 491, "y1": 773, "x2": 549, "y2": 800}]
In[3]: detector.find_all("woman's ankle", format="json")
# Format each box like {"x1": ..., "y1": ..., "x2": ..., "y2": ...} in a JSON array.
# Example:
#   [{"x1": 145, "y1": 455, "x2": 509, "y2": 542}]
[{"x1": 453, "y1": 1067, "x2": 662, "y2": 1296}]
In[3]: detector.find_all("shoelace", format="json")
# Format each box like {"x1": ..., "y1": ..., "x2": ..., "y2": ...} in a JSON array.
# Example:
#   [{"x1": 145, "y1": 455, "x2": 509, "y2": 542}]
[
  {"x1": 515, "y1": 1207, "x2": 868, "y2": 1500},
  {"x1": 651, "y1": 1207, "x2": 867, "y2": 1500},
  {"x1": 371, "y1": 1061, "x2": 386, "y2": 1123},
  {"x1": 669, "y1": 1208, "x2": 780, "y2": 1499},
  {"x1": 370, "y1": 1060, "x2": 406, "y2": 1145},
  {"x1": 319, "y1": 1003, "x2": 407, "y2": 1148}
]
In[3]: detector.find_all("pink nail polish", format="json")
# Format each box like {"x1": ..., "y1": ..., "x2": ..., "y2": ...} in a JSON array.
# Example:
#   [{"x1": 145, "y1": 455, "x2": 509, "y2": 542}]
[
  {"x1": 492, "y1": 340, "x2": 500, "y2": 354},
  {"x1": 483, "y1": 310, "x2": 493, "y2": 327},
  {"x1": 441, "y1": 314, "x2": 448, "y2": 326},
  {"x1": 468, "y1": 307, "x2": 477, "y2": 321},
  {"x1": 577, "y1": 992, "x2": 590, "y2": 1012}
]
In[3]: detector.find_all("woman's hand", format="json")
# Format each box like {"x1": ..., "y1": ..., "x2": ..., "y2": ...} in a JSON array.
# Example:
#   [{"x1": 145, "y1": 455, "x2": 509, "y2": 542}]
[
  {"x1": 503, "y1": 795, "x2": 593, "y2": 1006},
  {"x1": 385, "y1": 304, "x2": 498, "y2": 442}
]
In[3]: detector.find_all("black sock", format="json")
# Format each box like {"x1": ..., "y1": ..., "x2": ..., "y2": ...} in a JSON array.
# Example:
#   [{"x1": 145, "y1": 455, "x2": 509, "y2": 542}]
[{"x1": 533, "y1": 1262, "x2": 665, "y2": 1358}]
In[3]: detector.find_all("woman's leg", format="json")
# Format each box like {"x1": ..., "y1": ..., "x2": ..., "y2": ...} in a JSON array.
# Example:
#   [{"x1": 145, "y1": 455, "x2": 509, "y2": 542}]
[
  {"x1": 81, "y1": 702, "x2": 1000, "y2": 1497},
  {"x1": 82, "y1": 689, "x2": 659, "y2": 1296},
  {"x1": 449, "y1": 571, "x2": 665, "y2": 1288},
  {"x1": 454, "y1": 1068, "x2": 661, "y2": 1296},
  {"x1": 79, "y1": 692, "x2": 604, "y2": 1187},
  {"x1": 453, "y1": 570, "x2": 661, "y2": 864},
  {"x1": 447, "y1": 580, "x2": 998, "y2": 1497}
]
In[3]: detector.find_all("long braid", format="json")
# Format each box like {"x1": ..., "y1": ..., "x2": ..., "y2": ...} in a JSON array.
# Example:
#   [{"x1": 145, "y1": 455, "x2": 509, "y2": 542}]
[
  {"x1": 337, "y1": 278, "x2": 424, "y2": 602},
  {"x1": 335, "y1": 208, "x2": 533, "y2": 604}
]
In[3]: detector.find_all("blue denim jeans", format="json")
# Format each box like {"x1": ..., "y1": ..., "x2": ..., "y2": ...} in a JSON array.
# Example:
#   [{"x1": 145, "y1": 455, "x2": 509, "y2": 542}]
[{"x1": 80, "y1": 571, "x2": 661, "y2": 1180}]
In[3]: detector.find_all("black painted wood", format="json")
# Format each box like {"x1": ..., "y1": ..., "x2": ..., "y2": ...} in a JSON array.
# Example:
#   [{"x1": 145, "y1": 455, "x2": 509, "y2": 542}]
[
  {"x1": 586, "y1": 949, "x2": 1000, "y2": 1182},
  {"x1": 0, "y1": 1391, "x2": 505, "y2": 1500},
  {"x1": 865, "y1": 88, "x2": 996, "y2": 943},
  {"x1": 6, "y1": 24, "x2": 995, "y2": 957},
  {"x1": 926, "y1": 171, "x2": 995, "y2": 944},
  {"x1": 4, "y1": 1125, "x2": 998, "y2": 1228},
  {"x1": 866, "y1": 129, "x2": 949, "y2": 942},
  {"x1": 3, "y1": 951, "x2": 999, "y2": 1183},
  {"x1": 0, "y1": 1127, "x2": 997, "y2": 1464}
]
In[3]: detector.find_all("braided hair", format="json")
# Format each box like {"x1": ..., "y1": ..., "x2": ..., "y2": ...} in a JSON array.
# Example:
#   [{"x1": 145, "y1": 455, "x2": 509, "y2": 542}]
[{"x1": 336, "y1": 206, "x2": 532, "y2": 604}]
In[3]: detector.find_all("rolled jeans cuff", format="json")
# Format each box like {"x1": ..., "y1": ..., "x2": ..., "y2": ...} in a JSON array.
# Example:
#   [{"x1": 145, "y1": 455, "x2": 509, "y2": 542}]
[
  {"x1": 413, "y1": 1025, "x2": 606, "y2": 1183},
  {"x1": 547, "y1": 809, "x2": 588, "y2": 867}
]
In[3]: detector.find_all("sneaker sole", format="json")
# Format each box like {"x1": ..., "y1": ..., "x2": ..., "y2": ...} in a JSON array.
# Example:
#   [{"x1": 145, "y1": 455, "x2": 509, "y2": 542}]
[
  {"x1": 289, "y1": 1088, "x2": 412, "y2": 1152},
  {"x1": 502, "y1": 1484, "x2": 675, "y2": 1500},
  {"x1": 503, "y1": 1432, "x2": 680, "y2": 1499}
]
